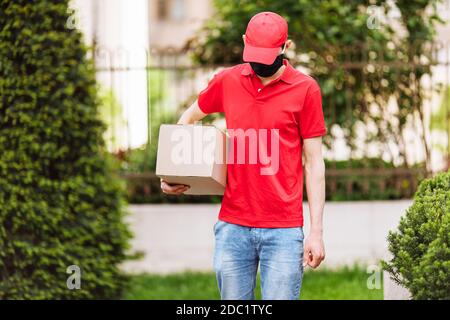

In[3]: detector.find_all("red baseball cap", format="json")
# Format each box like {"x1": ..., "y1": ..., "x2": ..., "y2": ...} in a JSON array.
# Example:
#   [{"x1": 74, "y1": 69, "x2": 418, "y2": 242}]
[{"x1": 243, "y1": 12, "x2": 288, "y2": 65}]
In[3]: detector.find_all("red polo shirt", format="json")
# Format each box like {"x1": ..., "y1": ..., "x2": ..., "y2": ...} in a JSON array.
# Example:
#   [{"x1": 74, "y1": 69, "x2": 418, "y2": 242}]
[{"x1": 198, "y1": 59, "x2": 326, "y2": 228}]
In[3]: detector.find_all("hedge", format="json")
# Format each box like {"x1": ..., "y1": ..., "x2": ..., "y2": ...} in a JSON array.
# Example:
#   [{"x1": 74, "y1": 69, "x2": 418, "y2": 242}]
[
  {"x1": 0, "y1": 0, "x2": 132, "y2": 299},
  {"x1": 383, "y1": 170, "x2": 450, "y2": 299}
]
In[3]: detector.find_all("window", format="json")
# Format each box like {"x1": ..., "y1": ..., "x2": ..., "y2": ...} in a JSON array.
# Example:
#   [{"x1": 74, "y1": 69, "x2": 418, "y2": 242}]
[
  {"x1": 156, "y1": 0, "x2": 185, "y2": 21},
  {"x1": 156, "y1": 0, "x2": 169, "y2": 21}
]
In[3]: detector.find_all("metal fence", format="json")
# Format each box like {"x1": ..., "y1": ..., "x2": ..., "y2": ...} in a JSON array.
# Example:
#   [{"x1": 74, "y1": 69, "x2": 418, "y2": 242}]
[{"x1": 92, "y1": 44, "x2": 450, "y2": 201}]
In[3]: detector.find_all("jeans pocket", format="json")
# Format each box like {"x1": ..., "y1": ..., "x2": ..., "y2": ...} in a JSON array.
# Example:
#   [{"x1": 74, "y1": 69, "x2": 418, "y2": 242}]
[
  {"x1": 297, "y1": 227, "x2": 305, "y2": 242},
  {"x1": 213, "y1": 220, "x2": 226, "y2": 236}
]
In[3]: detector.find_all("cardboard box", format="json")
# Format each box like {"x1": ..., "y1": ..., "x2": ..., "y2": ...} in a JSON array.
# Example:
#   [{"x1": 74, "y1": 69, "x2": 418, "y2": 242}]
[{"x1": 156, "y1": 124, "x2": 227, "y2": 195}]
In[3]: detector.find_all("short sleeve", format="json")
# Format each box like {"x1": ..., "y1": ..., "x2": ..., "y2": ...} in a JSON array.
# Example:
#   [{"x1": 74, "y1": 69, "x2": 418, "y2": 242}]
[
  {"x1": 299, "y1": 82, "x2": 327, "y2": 139},
  {"x1": 198, "y1": 70, "x2": 225, "y2": 114}
]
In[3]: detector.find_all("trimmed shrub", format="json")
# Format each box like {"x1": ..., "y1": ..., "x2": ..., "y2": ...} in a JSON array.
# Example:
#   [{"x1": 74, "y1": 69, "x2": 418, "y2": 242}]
[
  {"x1": 383, "y1": 171, "x2": 450, "y2": 300},
  {"x1": 0, "y1": 0, "x2": 132, "y2": 299}
]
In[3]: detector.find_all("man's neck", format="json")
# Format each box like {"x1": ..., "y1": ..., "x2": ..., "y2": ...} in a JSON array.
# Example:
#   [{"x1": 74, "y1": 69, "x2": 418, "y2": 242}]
[{"x1": 257, "y1": 64, "x2": 286, "y2": 86}]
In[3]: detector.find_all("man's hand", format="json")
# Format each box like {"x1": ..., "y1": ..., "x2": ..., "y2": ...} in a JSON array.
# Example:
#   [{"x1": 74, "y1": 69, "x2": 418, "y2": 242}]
[
  {"x1": 303, "y1": 232, "x2": 325, "y2": 269},
  {"x1": 160, "y1": 179, "x2": 190, "y2": 195}
]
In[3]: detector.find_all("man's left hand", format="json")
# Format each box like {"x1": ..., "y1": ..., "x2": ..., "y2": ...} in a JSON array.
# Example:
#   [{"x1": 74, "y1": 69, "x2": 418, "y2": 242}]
[{"x1": 303, "y1": 232, "x2": 325, "y2": 269}]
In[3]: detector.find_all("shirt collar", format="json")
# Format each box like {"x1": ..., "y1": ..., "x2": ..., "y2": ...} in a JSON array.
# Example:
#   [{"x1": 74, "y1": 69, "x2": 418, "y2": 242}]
[{"x1": 240, "y1": 59, "x2": 295, "y2": 85}]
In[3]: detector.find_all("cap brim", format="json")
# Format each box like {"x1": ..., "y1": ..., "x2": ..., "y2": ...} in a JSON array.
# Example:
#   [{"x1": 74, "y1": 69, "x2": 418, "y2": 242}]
[{"x1": 243, "y1": 42, "x2": 280, "y2": 65}]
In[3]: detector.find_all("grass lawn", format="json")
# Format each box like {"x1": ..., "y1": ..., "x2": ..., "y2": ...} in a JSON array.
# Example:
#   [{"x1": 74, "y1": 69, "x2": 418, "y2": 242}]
[{"x1": 123, "y1": 266, "x2": 383, "y2": 300}]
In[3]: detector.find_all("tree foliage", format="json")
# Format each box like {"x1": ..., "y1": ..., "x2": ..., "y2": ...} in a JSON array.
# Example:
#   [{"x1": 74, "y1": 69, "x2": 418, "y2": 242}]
[{"x1": 0, "y1": 0, "x2": 132, "y2": 298}]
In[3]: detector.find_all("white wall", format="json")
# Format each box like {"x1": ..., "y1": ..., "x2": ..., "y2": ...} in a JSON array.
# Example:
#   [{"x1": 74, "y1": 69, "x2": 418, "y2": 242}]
[{"x1": 121, "y1": 201, "x2": 412, "y2": 274}]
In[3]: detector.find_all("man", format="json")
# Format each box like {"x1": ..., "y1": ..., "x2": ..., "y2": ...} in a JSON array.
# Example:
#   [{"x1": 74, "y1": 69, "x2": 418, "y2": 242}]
[{"x1": 161, "y1": 11, "x2": 326, "y2": 300}]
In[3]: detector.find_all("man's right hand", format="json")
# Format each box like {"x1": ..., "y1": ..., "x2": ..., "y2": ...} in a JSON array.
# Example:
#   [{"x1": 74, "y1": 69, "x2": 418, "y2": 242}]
[{"x1": 160, "y1": 179, "x2": 190, "y2": 195}]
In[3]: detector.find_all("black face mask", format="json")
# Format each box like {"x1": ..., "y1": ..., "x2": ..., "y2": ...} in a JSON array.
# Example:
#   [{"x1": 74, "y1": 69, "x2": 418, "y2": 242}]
[{"x1": 250, "y1": 54, "x2": 284, "y2": 77}]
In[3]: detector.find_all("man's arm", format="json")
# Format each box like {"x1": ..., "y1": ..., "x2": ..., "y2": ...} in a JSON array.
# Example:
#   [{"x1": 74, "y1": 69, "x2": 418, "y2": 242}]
[
  {"x1": 303, "y1": 136, "x2": 326, "y2": 268},
  {"x1": 161, "y1": 100, "x2": 207, "y2": 195},
  {"x1": 177, "y1": 100, "x2": 207, "y2": 125}
]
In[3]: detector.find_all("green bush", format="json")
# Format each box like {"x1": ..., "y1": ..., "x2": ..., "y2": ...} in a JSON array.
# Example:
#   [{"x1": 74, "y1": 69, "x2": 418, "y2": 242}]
[
  {"x1": 383, "y1": 171, "x2": 450, "y2": 300},
  {"x1": 0, "y1": 0, "x2": 132, "y2": 299}
]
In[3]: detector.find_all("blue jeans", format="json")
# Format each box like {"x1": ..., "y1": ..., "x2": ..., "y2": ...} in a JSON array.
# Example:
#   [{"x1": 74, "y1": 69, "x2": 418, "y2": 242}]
[{"x1": 213, "y1": 220, "x2": 304, "y2": 300}]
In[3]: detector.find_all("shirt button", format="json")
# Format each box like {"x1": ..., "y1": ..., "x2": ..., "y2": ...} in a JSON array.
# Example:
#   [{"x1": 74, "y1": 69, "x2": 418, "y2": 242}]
[{"x1": 258, "y1": 88, "x2": 261, "y2": 92}]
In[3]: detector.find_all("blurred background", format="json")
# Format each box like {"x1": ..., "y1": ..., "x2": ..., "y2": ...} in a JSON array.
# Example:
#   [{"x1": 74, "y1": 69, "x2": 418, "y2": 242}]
[
  {"x1": 2, "y1": 0, "x2": 449, "y2": 300},
  {"x1": 70, "y1": 0, "x2": 449, "y2": 299},
  {"x1": 71, "y1": 0, "x2": 449, "y2": 201}
]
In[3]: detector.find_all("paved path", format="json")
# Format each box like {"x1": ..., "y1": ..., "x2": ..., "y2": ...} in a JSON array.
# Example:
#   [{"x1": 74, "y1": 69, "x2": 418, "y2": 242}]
[{"x1": 121, "y1": 201, "x2": 412, "y2": 274}]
